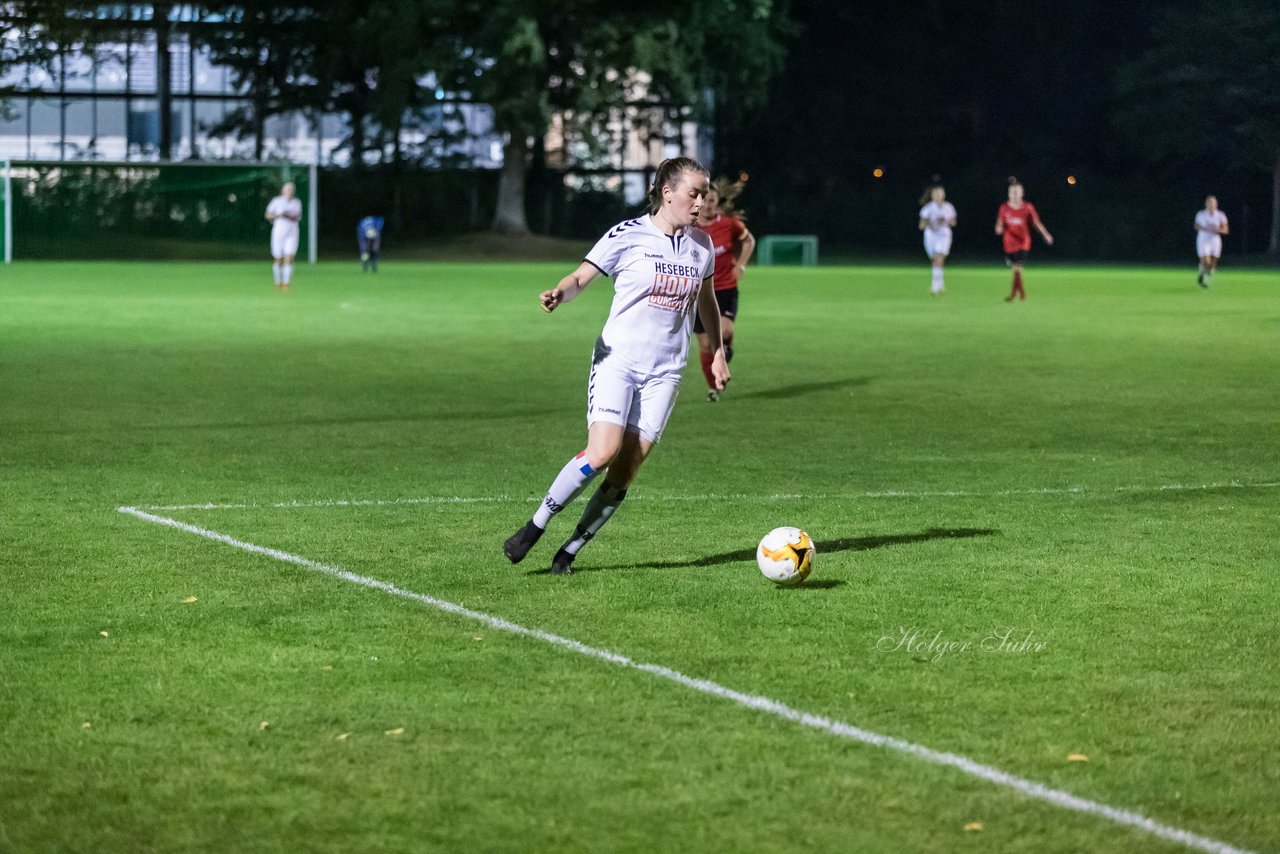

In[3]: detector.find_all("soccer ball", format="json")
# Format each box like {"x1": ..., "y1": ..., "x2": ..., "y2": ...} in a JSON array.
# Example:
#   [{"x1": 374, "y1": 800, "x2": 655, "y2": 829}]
[
  {"x1": 365, "y1": 227, "x2": 378, "y2": 239},
  {"x1": 756, "y1": 526, "x2": 816, "y2": 586}
]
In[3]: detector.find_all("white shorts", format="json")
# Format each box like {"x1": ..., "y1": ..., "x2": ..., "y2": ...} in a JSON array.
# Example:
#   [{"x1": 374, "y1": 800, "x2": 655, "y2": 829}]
[
  {"x1": 1196, "y1": 233, "x2": 1222, "y2": 259},
  {"x1": 586, "y1": 344, "x2": 681, "y2": 444},
  {"x1": 272, "y1": 228, "x2": 300, "y2": 259},
  {"x1": 924, "y1": 231, "x2": 952, "y2": 258}
]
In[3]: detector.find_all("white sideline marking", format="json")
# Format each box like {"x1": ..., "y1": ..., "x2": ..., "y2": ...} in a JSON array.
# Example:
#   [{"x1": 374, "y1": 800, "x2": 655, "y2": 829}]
[
  {"x1": 117, "y1": 504, "x2": 1255, "y2": 854},
  {"x1": 140, "y1": 495, "x2": 513, "y2": 511},
  {"x1": 136, "y1": 480, "x2": 1280, "y2": 512}
]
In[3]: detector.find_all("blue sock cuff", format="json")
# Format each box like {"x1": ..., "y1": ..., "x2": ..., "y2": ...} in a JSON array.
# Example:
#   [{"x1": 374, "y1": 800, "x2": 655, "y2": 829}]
[{"x1": 574, "y1": 451, "x2": 597, "y2": 477}]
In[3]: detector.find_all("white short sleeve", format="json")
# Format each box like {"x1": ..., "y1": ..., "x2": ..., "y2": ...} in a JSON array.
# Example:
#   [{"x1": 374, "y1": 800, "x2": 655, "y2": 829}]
[{"x1": 585, "y1": 218, "x2": 644, "y2": 276}]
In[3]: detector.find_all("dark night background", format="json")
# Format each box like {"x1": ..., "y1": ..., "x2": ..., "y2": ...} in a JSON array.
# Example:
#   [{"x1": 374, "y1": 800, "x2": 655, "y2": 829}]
[
  {"x1": 714, "y1": 0, "x2": 1274, "y2": 262},
  {"x1": 13, "y1": 1, "x2": 1270, "y2": 263}
]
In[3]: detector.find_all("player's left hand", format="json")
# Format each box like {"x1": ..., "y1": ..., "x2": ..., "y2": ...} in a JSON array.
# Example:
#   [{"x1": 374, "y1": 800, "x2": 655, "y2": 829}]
[
  {"x1": 540, "y1": 288, "x2": 564, "y2": 312},
  {"x1": 711, "y1": 349, "x2": 731, "y2": 391}
]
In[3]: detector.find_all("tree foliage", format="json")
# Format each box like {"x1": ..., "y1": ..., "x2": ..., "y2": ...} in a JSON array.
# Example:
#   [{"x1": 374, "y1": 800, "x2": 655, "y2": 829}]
[
  {"x1": 1115, "y1": 0, "x2": 1280, "y2": 250},
  {"x1": 3, "y1": 1, "x2": 794, "y2": 232},
  {"x1": 444, "y1": 0, "x2": 793, "y2": 231}
]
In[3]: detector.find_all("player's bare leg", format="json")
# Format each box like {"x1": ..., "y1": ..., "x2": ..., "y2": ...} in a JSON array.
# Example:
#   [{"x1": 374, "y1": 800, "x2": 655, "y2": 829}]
[
  {"x1": 1204, "y1": 254, "x2": 1218, "y2": 286},
  {"x1": 1006, "y1": 263, "x2": 1025, "y2": 301},
  {"x1": 721, "y1": 314, "x2": 735, "y2": 366},
  {"x1": 698, "y1": 316, "x2": 736, "y2": 403}
]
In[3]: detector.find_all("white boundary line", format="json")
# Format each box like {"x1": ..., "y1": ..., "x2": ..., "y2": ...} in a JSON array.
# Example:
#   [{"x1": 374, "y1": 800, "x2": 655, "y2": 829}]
[
  {"x1": 116, "y1": 504, "x2": 1256, "y2": 854},
  {"x1": 134, "y1": 480, "x2": 1280, "y2": 512}
]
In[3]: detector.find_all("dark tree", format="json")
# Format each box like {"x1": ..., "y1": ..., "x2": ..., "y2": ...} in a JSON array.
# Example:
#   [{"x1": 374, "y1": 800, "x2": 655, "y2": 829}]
[
  {"x1": 190, "y1": 4, "x2": 327, "y2": 160},
  {"x1": 1115, "y1": 0, "x2": 1280, "y2": 252},
  {"x1": 448, "y1": 0, "x2": 792, "y2": 234}
]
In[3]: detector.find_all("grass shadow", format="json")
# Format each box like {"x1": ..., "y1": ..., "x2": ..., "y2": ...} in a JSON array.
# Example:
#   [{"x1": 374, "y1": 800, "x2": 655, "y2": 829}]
[
  {"x1": 731, "y1": 376, "x2": 872, "y2": 400},
  {"x1": 528, "y1": 527, "x2": 998, "y2": 575},
  {"x1": 780, "y1": 578, "x2": 846, "y2": 590}
]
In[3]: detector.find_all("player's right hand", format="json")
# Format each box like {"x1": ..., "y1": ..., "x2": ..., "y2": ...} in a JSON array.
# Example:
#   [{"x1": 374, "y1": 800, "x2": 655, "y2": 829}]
[{"x1": 540, "y1": 288, "x2": 563, "y2": 312}]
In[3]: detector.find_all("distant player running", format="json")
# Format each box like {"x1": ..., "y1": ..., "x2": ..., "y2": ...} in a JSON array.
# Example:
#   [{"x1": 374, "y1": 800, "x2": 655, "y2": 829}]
[
  {"x1": 502, "y1": 157, "x2": 729, "y2": 575},
  {"x1": 1194, "y1": 196, "x2": 1229, "y2": 288},
  {"x1": 995, "y1": 177, "x2": 1053, "y2": 301},
  {"x1": 265, "y1": 182, "x2": 302, "y2": 290},
  {"x1": 918, "y1": 184, "x2": 957, "y2": 295},
  {"x1": 358, "y1": 215, "x2": 384, "y2": 273},
  {"x1": 693, "y1": 178, "x2": 754, "y2": 401}
]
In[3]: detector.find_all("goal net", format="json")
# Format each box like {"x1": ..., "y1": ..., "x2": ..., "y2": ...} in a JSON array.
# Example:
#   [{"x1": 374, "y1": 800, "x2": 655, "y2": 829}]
[{"x1": 1, "y1": 160, "x2": 316, "y2": 262}]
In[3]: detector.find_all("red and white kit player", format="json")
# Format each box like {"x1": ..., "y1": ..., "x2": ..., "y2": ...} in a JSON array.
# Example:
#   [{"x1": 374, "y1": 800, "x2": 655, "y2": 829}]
[
  {"x1": 995, "y1": 177, "x2": 1053, "y2": 301},
  {"x1": 502, "y1": 157, "x2": 729, "y2": 575},
  {"x1": 693, "y1": 180, "x2": 755, "y2": 401}
]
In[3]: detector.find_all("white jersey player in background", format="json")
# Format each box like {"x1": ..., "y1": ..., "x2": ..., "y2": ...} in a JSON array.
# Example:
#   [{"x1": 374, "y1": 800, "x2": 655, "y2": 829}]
[
  {"x1": 918, "y1": 184, "x2": 957, "y2": 295},
  {"x1": 1194, "y1": 195, "x2": 1229, "y2": 288},
  {"x1": 265, "y1": 182, "x2": 302, "y2": 290},
  {"x1": 503, "y1": 156, "x2": 730, "y2": 575}
]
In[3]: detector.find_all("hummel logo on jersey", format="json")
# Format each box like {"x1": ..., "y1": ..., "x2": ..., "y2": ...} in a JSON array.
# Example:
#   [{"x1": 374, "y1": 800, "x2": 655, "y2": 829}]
[{"x1": 645, "y1": 253, "x2": 664, "y2": 259}]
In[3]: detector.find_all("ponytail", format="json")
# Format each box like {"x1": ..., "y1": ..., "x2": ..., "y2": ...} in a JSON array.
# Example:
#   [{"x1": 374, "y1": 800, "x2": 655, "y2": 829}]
[{"x1": 713, "y1": 175, "x2": 748, "y2": 221}]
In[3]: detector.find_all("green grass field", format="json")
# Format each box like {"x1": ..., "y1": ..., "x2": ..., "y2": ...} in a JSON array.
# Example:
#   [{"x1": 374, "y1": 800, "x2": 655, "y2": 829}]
[{"x1": 2, "y1": 259, "x2": 1277, "y2": 853}]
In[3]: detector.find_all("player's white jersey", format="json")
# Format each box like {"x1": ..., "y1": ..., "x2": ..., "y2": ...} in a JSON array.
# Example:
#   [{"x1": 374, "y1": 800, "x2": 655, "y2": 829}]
[
  {"x1": 584, "y1": 215, "x2": 715, "y2": 376},
  {"x1": 919, "y1": 201, "x2": 956, "y2": 235},
  {"x1": 1195, "y1": 209, "x2": 1227, "y2": 258},
  {"x1": 1195, "y1": 209, "x2": 1227, "y2": 235},
  {"x1": 266, "y1": 195, "x2": 302, "y2": 235}
]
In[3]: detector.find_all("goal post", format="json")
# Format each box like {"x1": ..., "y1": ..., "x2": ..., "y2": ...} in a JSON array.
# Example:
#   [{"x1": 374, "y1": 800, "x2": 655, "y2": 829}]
[
  {"x1": 1, "y1": 160, "x2": 317, "y2": 263},
  {"x1": 3, "y1": 160, "x2": 12, "y2": 265},
  {"x1": 756, "y1": 234, "x2": 819, "y2": 266}
]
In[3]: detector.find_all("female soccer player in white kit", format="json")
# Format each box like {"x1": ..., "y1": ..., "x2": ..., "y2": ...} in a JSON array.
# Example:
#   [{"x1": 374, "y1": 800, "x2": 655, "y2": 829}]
[
  {"x1": 265, "y1": 182, "x2": 302, "y2": 289},
  {"x1": 1194, "y1": 195, "x2": 1229, "y2": 288},
  {"x1": 918, "y1": 185, "x2": 957, "y2": 295},
  {"x1": 503, "y1": 157, "x2": 730, "y2": 574}
]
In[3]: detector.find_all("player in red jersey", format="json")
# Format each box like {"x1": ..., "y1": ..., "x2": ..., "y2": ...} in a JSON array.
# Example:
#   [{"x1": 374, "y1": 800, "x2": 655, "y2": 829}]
[
  {"x1": 693, "y1": 179, "x2": 755, "y2": 401},
  {"x1": 994, "y1": 177, "x2": 1053, "y2": 301}
]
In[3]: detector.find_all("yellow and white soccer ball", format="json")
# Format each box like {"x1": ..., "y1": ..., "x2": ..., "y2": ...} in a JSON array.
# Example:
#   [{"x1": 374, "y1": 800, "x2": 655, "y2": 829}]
[{"x1": 756, "y1": 526, "x2": 815, "y2": 586}]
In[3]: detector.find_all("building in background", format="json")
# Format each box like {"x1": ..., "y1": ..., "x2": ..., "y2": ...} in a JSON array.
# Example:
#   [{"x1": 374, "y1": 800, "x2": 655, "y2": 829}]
[
  {"x1": 0, "y1": 18, "x2": 503, "y2": 166},
  {"x1": 0, "y1": 6, "x2": 705, "y2": 207}
]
